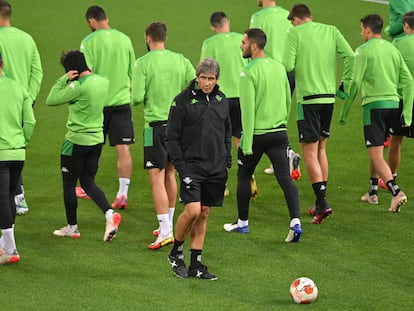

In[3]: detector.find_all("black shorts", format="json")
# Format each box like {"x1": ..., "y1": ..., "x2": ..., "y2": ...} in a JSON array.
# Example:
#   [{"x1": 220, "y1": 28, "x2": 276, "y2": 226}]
[
  {"x1": 390, "y1": 100, "x2": 414, "y2": 138},
  {"x1": 103, "y1": 104, "x2": 135, "y2": 146},
  {"x1": 297, "y1": 103, "x2": 334, "y2": 143},
  {"x1": 363, "y1": 102, "x2": 401, "y2": 147},
  {"x1": 143, "y1": 121, "x2": 168, "y2": 170},
  {"x1": 179, "y1": 171, "x2": 227, "y2": 207},
  {"x1": 229, "y1": 98, "x2": 241, "y2": 138}
]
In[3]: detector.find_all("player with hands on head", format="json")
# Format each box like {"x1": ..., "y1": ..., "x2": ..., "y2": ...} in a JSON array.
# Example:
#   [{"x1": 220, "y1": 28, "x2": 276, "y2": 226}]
[{"x1": 46, "y1": 50, "x2": 122, "y2": 242}]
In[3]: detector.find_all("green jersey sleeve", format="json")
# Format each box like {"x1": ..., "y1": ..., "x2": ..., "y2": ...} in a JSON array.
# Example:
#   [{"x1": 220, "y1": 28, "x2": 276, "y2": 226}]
[
  {"x1": 398, "y1": 53, "x2": 414, "y2": 126},
  {"x1": 46, "y1": 75, "x2": 82, "y2": 106},
  {"x1": 28, "y1": 43, "x2": 43, "y2": 102},
  {"x1": 131, "y1": 58, "x2": 146, "y2": 105},
  {"x1": 239, "y1": 70, "x2": 255, "y2": 155},
  {"x1": 22, "y1": 90, "x2": 36, "y2": 143}
]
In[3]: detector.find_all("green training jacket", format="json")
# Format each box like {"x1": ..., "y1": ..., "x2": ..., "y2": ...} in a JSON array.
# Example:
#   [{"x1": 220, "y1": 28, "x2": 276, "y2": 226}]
[
  {"x1": 46, "y1": 74, "x2": 109, "y2": 146},
  {"x1": 385, "y1": 0, "x2": 414, "y2": 39},
  {"x1": 284, "y1": 21, "x2": 354, "y2": 105},
  {"x1": 200, "y1": 32, "x2": 247, "y2": 98},
  {"x1": 131, "y1": 49, "x2": 194, "y2": 125},
  {"x1": 0, "y1": 75, "x2": 36, "y2": 161},
  {"x1": 0, "y1": 26, "x2": 43, "y2": 102},
  {"x1": 239, "y1": 57, "x2": 291, "y2": 155},
  {"x1": 250, "y1": 6, "x2": 291, "y2": 62},
  {"x1": 340, "y1": 38, "x2": 414, "y2": 126},
  {"x1": 80, "y1": 29, "x2": 135, "y2": 107}
]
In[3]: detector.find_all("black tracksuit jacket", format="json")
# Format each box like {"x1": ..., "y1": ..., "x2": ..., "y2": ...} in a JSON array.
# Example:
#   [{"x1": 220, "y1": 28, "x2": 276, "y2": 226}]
[{"x1": 166, "y1": 79, "x2": 232, "y2": 178}]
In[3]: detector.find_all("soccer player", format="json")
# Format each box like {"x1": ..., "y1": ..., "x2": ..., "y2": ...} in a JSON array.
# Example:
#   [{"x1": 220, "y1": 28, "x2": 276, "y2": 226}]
[
  {"x1": 340, "y1": 14, "x2": 414, "y2": 213},
  {"x1": 223, "y1": 28, "x2": 302, "y2": 243},
  {"x1": 80, "y1": 5, "x2": 135, "y2": 209},
  {"x1": 131, "y1": 22, "x2": 195, "y2": 250},
  {"x1": 375, "y1": 0, "x2": 414, "y2": 190},
  {"x1": 46, "y1": 50, "x2": 122, "y2": 241},
  {"x1": 385, "y1": 0, "x2": 414, "y2": 40},
  {"x1": 200, "y1": 11, "x2": 248, "y2": 197},
  {"x1": 166, "y1": 58, "x2": 231, "y2": 280},
  {"x1": 250, "y1": 1, "x2": 301, "y2": 177},
  {"x1": 201, "y1": 11, "x2": 247, "y2": 149},
  {"x1": 361, "y1": 11, "x2": 414, "y2": 204},
  {"x1": 250, "y1": 0, "x2": 291, "y2": 63},
  {"x1": 0, "y1": 52, "x2": 35, "y2": 264},
  {"x1": 0, "y1": 0, "x2": 43, "y2": 215},
  {"x1": 284, "y1": 4, "x2": 354, "y2": 224}
]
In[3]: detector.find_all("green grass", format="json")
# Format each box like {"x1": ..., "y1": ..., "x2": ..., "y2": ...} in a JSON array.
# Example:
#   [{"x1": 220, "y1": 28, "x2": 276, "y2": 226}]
[{"x1": 2, "y1": 0, "x2": 414, "y2": 310}]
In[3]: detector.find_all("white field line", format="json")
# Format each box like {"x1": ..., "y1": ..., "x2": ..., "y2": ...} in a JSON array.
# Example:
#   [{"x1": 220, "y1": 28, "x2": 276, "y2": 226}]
[{"x1": 362, "y1": 0, "x2": 389, "y2": 4}]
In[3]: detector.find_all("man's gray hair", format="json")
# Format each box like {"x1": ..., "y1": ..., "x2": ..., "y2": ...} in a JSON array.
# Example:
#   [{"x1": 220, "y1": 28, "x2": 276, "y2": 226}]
[{"x1": 196, "y1": 58, "x2": 220, "y2": 79}]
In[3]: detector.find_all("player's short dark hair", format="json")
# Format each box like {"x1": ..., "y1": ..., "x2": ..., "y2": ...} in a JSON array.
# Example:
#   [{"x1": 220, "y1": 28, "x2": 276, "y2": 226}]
[
  {"x1": 404, "y1": 11, "x2": 414, "y2": 29},
  {"x1": 60, "y1": 50, "x2": 89, "y2": 74},
  {"x1": 360, "y1": 14, "x2": 383, "y2": 34},
  {"x1": 288, "y1": 4, "x2": 311, "y2": 21},
  {"x1": 145, "y1": 22, "x2": 167, "y2": 42},
  {"x1": 0, "y1": 0, "x2": 11, "y2": 19},
  {"x1": 210, "y1": 11, "x2": 228, "y2": 28},
  {"x1": 85, "y1": 5, "x2": 107, "y2": 21},
  {"x1": 0, "y1": 52, "x2": 3, "y2": 64},
  {"x1": 196, "y1": 58, "x2": 220, "y2": 79},
  {"x1": 245, "y1": 28, "x2": 267, "y2": 50}
]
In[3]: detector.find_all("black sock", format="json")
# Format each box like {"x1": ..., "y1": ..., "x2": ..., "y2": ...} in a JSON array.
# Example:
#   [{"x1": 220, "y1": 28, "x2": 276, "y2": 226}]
[
  {"x1": 369, "y1": 178, "x2": 379, "y2": 196},
  {"x1": 170, "y1": 240, "x2": 185, "y2": 256},
  {"x1": 190, "y1": 249, "x2": 202, "y2": 267},
  {"x1": 386, "y1": 179, "x2": 400, "y2": 196},
  {"x1": 312, "y1": 182, "x2": 326, "y2": 200},
  {"x1": 312, "y1": 182, "x2": 328, "y2": 212}
]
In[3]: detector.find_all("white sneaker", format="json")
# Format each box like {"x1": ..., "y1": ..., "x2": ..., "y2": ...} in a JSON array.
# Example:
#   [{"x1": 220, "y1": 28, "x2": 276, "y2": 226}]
[
  {"x1": 264, "y1": 165, "x2": 274, "y2": 175},
  {"x1": 223, "y1": 222, "x2": 250, "y2": 233},
  {"x1": 53, "y1": 226, "x2": 81, "y2": 238},
  {"x1": 389, "y1": 191, "x2": 407, "y2": 213},
  {"x1": 360, "y1": 192, "x2": 379, "y2": 204},
  {"x1": 104, "y1": 212, "x2": 122, "y2": 242},
  {"x1": 148, "y1": 234, "x2": 174, "y2": 249},
  {"x1": 0, "y1": 249, "x2": 20, "y2": 265},
  {"x1": 285, "y1": 224, "x2": 302, "y2": 243}
]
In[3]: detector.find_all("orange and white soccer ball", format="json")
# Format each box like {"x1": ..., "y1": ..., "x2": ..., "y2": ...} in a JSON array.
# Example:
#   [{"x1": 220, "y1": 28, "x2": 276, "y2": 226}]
[{"x1": 289, "y1": 277, "x2": 318, "y2": 304}]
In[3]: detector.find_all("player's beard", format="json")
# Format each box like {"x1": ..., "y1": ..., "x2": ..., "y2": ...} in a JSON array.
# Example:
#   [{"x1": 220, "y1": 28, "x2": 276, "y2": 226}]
[{"x1": 242, "y1": 46, "x2": 252, "y2": 59}]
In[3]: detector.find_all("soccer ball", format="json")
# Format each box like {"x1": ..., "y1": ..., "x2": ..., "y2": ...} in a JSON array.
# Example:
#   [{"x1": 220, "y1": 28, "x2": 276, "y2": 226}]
[{"x1": 289, "y1": 277, "x2": 318, "y2": 304}]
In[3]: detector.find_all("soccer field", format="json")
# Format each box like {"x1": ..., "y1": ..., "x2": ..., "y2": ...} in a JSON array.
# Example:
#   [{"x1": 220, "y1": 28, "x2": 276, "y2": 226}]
[{"x1": 2, "y1": 0, "x2": 414, "y2": 310}]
